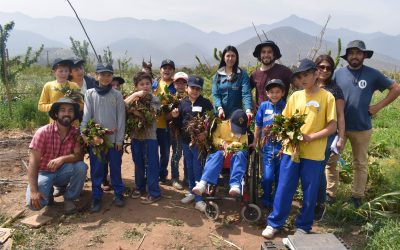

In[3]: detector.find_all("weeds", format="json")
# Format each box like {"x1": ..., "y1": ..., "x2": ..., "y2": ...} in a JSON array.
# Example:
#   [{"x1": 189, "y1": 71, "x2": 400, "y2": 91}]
[
  {"x1": 122, "y1": 228, "x2": 143, "y2": 241},
  {"x1": 166, "y1": 218, "x2": 184, "y2": 227}
]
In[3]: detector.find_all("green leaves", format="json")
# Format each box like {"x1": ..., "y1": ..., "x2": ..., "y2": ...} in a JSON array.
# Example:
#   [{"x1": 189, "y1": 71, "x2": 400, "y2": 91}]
[{"x1": 81, "y1": 119, "x2": 113, "y2": 162}]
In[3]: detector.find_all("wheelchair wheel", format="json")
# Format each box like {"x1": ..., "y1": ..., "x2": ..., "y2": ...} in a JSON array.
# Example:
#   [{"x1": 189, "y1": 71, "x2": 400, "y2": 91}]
[
  {"x1": 241, "y1": 203, "x2": 261, "y2": 222},
  {"x1": 205, "y1": 201, "x2": 220, "y2": 221}
]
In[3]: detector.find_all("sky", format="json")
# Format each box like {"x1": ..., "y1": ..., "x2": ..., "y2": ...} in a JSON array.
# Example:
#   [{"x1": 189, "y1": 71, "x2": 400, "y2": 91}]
[{"x1": 1, "y1": 0, "x2": 399, "y2": 35}]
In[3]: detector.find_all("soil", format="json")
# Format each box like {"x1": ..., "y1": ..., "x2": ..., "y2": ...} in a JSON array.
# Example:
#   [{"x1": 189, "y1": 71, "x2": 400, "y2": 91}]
[{"x1": 0, "y1": 129, "x2": 359, "y2": 249}]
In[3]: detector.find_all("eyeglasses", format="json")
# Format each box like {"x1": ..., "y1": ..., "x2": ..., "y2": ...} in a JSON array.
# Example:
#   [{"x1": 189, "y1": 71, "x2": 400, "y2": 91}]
[{"x1": 317, "y1": 65, "x2": 333, "y2": 71}]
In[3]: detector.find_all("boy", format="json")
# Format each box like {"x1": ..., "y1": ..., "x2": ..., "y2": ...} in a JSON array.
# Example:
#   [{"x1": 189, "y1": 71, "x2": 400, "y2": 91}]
[
  {"x1": 69, "y1": 58, "x2": 97, "y2": 96},
  {"x1": 152, "y1": 59, "x2": 176, "y2": 183},
  {"x1": 38, "y1": 58, "x2": 83, "y2": 116},
  {"x1": 262, "y1": 59, "x2": 337, "y2": 238},
  {"x1": 252, "y1": 79, "x2": 286, "y2": 209},
  {"x1": 170, "y1": 71, "x2": 188, "y2": 190},
  {"x1": 81, "y1": 63, "x2": 126, "y2": 212},
  {"x1": 192, "y1": 109, "x2": 248, "y2": 198},
  {"x1": 111, "y1": 76, "x2": 125, "y2": 91},
  {"x1": 125, "y1": 72, "x2": 162, "y2": 204},
  {"x1": 171, "y1": 75, "x2": 213, "y2": 211}
]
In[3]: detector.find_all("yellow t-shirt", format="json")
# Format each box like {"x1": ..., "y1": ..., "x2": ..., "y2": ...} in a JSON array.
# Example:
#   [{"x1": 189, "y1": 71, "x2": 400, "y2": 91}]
[
  {"x1": 153, "y1": 79, "x2": 172, "y2": 129},
  {"x1": 282, "y1": 88, "x2": 336, "y2": 161},
  {"x1": 212, "y1": 120, "x2": 248, "y2": 148}
]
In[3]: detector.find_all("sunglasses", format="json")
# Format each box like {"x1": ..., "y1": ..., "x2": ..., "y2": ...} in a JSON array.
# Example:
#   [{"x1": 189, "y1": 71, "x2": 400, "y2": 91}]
[{"x1": 317, "y1": 65, "x2": 333, "y2": 71}]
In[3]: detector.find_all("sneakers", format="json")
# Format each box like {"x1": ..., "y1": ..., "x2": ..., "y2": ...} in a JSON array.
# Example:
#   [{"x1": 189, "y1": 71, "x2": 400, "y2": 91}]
[
  {"x1": 64, "y1": 200, "x2": 77, "y2": 215},
  {"x1": 131, "y1": 190, "x2": 145, "y2": 199},
  {"x1": 229, "y1": 186, "x2": 241, "y2": 197},
  {"x1": 141, "y1": 195, "x2": 161, "y2": 204},
  {"x1": 102, "y1": 180, "x2": 112, "y2": 191},
  {"x1": 192, "y1": 181, "x2": 206, "y2": 196},
  {"x1": 159, "y1": 178, "x2": 167, "y2": 185},
  {"x1": 350, "y1": 196, "x2": 362, "y2": 208},
  {"x1": 314, "y1": 203, "x2": 326, "y2": 222},
  {"x1": 114, "y1": 196, "x2": 125, "y2": 207},
  {"x1": 91, "y1": 199, "x2": 102, "y2": 213},
  {"x1": 53, "y1": 186, "x2": 66, "y2": 197},
  {"x1": 195, "y1": 201, "x2": 206, "y2": 212},
  {"x1": 262, "y1": 226, "x2": 279, "y2": 239},
  {"x1": 181, "y1": 193, "x2": 195, "y2": 204},
  {"x1": 294, "y1": 228, "x2": 309, "y2": 235},
  {"x1": 172, "y1": 180, "x2": 183, "y2": 190}
]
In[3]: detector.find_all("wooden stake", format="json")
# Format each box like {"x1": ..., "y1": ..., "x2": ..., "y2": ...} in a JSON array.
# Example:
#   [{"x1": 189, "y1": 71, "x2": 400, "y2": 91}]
[{"x1": 0, "y1": 209, "x2": 25, "y2": 228}]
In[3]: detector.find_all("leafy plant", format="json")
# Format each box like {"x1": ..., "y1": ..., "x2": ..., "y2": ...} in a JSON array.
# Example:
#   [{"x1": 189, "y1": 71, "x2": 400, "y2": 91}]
[
  {"x1": 81, "y1": 119, "x2": 114, "y2": 161},
  {"x1": 54, "y1": 84, "x2": 83, "y2": 103}
]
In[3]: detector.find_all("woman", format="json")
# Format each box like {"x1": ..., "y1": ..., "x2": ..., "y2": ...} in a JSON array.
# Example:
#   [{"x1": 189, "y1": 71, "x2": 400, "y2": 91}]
[
  {"x1": 211, "y1": 46, "x2": 252, "y2": 119},
  {"x1": 314, "y1": 54, "x2": 346, "y2": 220}
]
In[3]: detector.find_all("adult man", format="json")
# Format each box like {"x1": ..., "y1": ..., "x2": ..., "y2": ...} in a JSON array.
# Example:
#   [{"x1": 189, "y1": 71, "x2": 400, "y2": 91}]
[
  {"x1": 26, "y1": 98, "x2": 88, "y2": 214},
  {"x1": 250, "y1": 40, "x2": 293, "y2": 106},
  {"x1": 334, "y1": 40, "x2": 400, "y2": 207}
]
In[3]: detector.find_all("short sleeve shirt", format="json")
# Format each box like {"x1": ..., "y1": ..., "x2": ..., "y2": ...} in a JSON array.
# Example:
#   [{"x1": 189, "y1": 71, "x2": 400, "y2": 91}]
[
  {"x1": 322, "y1": 80, "x2": 344, "y2": 101},
  {"x1": 282, "y1": 89, "x2": 337, "y2": 161},
  {"x1": 29, "y1": 123, "x2": 80, "y2": 172},
  {"x1": 333, "y1": 65, "x2": 394, "y2": 131}
]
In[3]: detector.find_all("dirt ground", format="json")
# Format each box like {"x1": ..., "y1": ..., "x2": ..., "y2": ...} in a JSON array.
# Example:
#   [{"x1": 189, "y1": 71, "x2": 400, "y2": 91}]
[{"x1": 0, "y1": 129, "x2": 352, "y2": 250}]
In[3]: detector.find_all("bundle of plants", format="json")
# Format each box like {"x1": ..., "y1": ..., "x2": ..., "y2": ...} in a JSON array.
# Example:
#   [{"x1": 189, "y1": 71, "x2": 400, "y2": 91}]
[
  {"x1": 125, "y1": 92, "x2": 158, "y2": 137},
  {"x1": 157, "y1": 85, "x2": 185, "y2": 113},
  {"x1": 81, "y1": 119, "x2": 114, "y2": 161},
  {"x1": 55, "y1": 84, "x2": 83, "y2": 103},
  {"x1": 262, "y1": 110, "x2": 307, "y2": 163},
  {"x1": 168, "y1": 93, "x2": 187, "y2": 139},
  {"x1": 224, "y1": 141, "x2": 249, "y2": 156},
  {"x1": 185, "y1": 111, "x2": 218, "y2": 156}
]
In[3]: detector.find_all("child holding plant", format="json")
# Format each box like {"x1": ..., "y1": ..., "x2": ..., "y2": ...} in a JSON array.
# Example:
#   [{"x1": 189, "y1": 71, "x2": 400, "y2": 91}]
[
  {"x1": 81, "y1": 63, "x2": 126, "y2": 212},
  {"x1": 171, "y1": 75, "x2": 213, "y2": 211},
  {"x1": 125, "y1": 72, "x2": 162, "y2": 204},
  {"x1": 192, "y1": 109, "x2": 248, "y2": 199},
  {"x1": 262, "y1": 59, "x2": 337, "y2": 238},
  {"x1": 251, "y1": 79, "x2": 286, "y2": 209}
]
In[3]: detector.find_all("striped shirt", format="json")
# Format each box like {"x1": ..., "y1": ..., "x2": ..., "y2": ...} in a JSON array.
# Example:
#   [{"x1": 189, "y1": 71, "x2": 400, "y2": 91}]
[{"x1": 29, "y1": 123, "x2": 80, "y2": 172}]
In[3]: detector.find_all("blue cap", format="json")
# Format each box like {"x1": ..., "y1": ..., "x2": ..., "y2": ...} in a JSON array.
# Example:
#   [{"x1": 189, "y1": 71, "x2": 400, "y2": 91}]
[
  {"x1": 187, "y1": 75, "x2": 204, "y2": 89},
  {"x1": 96, "y1": 63, "x2": 114, "y2": 73},
  {"x1": 230, "y1": 109, "x2": 248, "y2": 135},
  {"x1": 293, "y1": 58, "x2": 317, "y2": 76},
  {"x1": 265, "y1": 79, "x2": 285, "y2": 91},
  {"x1": 52, "y1": 58, "x2": 73, "y2": 70},
  {"x1": 160, "y1": 59, "x2": 175, "y2": 69}
]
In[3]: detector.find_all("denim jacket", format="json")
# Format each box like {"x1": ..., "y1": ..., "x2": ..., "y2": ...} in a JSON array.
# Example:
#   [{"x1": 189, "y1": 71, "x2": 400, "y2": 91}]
[{"x1": 211, "y1": 67, "x2": 252, "y2": 118}]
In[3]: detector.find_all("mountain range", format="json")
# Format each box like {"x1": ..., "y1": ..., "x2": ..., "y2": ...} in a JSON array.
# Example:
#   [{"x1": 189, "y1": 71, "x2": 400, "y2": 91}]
[{"x1": 1, "y1": 12, "x2": 399, "y2": 71}]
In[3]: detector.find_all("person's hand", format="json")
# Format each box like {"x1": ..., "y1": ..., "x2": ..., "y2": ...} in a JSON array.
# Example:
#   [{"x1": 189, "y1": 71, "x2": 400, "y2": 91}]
[
  {"x1": 218, "y1": 108, "x2": 225, "y2": 119},
  {"x1": 302, "y1": 134, "x2": 313, "y2": 142},
  {"x1": 136, "y1": 90, "x2": 148, "y2": 98},
  {"x1": 115, "y1": 144, "x2": 123, "y2": 152},
  {"x1": 248, "y1": 142, "x2": 256, "y2": 149},
  {"x1": 246, "y1": 112, "x2": 253, "y2": 127},
  {"x1": 368, "y1": 104, "x2": 380, "y2": 116},
  {"x1": 47, "y1": 158, "x2": 64, "y2": 170},
  {"x1": 30, "y1": 191, "x2": 45, "y2": 210},
  {"x1": 336, "y1": 137, "x2": 346, "y2": 153},
  {"x1": 171, "y1": 108, "x2": 179, "y2": 118},
  {"x1": 219, "y1": 140, "x2": 228, "y2": 150},
  {"x1": 81, "y1": 134, "x2": 89, "y2": 145}
]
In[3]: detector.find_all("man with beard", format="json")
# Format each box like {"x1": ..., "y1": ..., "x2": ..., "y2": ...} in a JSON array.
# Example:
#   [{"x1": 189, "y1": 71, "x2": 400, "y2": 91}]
[
  {"x1": 250, "y1": 40, "x2": 293, "y2": 106},
  {"x1": 26, "y1": 98, "x2": 88, "y2": 214},
  {"x1": 334, "y1": 40, "x2": 400, "y2": 207}
]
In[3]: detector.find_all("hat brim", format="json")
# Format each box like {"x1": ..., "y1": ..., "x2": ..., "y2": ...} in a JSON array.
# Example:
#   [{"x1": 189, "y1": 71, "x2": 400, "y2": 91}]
[
  {"x1": 265, "y1": 82, "x2": 286, "y2": 91},
  {"x1": 188, "y1": 83, "x2": 202, "y2": 89},
  {"x1": 112, "y1": 76, "x2": 125, "y2": 84},
  {"x1": 72, "y1": 59, "x2": 85, "y2": 66},
  {"x1": 230, "y1": 122, "x2": 247, "y2": 135},
  {"x1": 160, "y1": 63, "x2": 175, "y2": 69},
  {"x1": 253, "y1": 42, "x2": 282, "y2": 59},
  {"x1": 96, "y1": 69, "x2": 114, "y2": 73},
  {"x1": 52, "y1": 59, "x2": 73, "y2": 69},
  {"x1": 48, "y1": 102, "x2": 80, "y2": 121},
  {"x1": 174, "y1": 77, "x2": 188, "y2": 82},
  {"x1": 341, "y1": 49, "x2": 374, "y2": 60}
]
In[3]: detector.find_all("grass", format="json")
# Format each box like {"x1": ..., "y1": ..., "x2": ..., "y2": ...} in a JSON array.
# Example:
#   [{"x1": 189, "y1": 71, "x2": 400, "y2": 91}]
[
  {"x1": 122, "y1": 228, "x2": 144, "y2": 241},
  {"x1": 166, "y1": 218, "x2": 184, "y2": 227}
]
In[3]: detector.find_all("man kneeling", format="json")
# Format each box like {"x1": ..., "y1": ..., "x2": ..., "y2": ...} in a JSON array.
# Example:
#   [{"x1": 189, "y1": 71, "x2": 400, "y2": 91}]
[{"x1": 26, "y1": 98, "x2": 88, "y2": 215}]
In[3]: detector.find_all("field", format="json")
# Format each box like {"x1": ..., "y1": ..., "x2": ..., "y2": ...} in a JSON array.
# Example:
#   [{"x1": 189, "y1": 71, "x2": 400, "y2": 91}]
[{"x1": 0, "y1": 68, "x2": 399, "y2": 249}]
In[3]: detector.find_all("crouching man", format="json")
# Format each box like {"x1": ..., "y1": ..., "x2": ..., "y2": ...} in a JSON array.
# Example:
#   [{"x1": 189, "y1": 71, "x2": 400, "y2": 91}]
[{"x1": 26, "y1": 98, "x2": 88, "y2": 214}]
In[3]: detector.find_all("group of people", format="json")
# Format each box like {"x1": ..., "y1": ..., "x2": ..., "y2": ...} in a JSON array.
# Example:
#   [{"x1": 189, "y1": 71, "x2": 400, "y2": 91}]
[{"x1": 26, "y1": 39, "x2": 400, "y2": 238}]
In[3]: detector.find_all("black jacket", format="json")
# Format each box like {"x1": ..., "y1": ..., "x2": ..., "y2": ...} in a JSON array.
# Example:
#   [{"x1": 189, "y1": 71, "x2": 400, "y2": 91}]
[{"x1": 84, "y1": 75, "x2": 97, "y2": 90}]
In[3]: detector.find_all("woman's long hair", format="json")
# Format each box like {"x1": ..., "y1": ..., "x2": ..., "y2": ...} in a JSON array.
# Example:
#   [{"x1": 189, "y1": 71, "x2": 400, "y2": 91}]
[
  {"x1": 218, "y1": 45, "x2": 240, "y2": 82},
  {"x1": 314, "y1": 54, "x2": 335, "y2": 84}
]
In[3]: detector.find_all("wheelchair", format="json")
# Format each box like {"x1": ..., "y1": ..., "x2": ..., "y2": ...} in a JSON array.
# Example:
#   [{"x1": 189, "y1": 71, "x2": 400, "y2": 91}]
[{"x1": 202, "y1": 147, "x2": 262, "y2": 223}]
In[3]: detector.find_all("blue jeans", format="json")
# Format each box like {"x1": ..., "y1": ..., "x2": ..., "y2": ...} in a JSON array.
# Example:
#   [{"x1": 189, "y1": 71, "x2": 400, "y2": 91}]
[
  {"x1": 171, "y1": 138, "x2": 187, "y2": 180},
  {"x1": 183, "y1": 143, "x2": 204, "y2": 202},
  {"x1": 157, "y1": 128, "x2": 171, "y2": 180},
  {"x1": 132, "y1": 139, "x2": 161, "y2": 198},
  {"x1": 26, "y1": 162, "x2": 88, "y2": 209},
  {"x1": 267, "y1": 154, "x2": 323, "y2": 232},
  {"x1": 261, "y1": 145, "x2": 281, "y2": 207},
  {"x1": 201, "y1": 150, "x2": 248, "y2": 189},
  {"x1": 316, "y1": 134, "x2": 336, "y2": 204},
  {"x1": 89, "y1": 146, "x2": 125, "y2": 200}
]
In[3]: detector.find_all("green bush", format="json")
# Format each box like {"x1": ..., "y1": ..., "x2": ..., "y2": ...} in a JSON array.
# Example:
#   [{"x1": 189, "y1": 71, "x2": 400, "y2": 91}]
[
  {"x1": 366, "y1": 219, "x2": 400, "y2": 250},
  {"x1": 14, "y1": 97, "x2": 48, "y2": 129}
]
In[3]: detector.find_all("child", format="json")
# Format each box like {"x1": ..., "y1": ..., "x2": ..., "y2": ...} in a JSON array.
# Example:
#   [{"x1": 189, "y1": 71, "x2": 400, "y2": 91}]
[
  {"x1": 125, "y1": 72, "x2": 162, "y2": 204},
  {"x1": 171, "y1": 75, "x2": 213, "y2": 211},
  {"x1": 152, "y1": 59, "x2": 176, "y2": 183},
  {"x1": 192, "y1": 109, "x2": 248, "y2": 199},
  {"x1": 111, "y1": 76, "x2": 125, "y2": 91},
  {"x1": 252, "y1": 79, "x2": 286, "y2": 209},
  {"x1": 69, "y1": 58, "x2": 97, "y2": 96},
  {"x1": 81, "y1": 63, "x2": 126, "y2": 212},
  {"x1": 262, "y1": 59, "x2": 337, "y2": 238},
  {"x1": 38, "y1": 58, "x2": 83, "y2": 118},
  {"x1": 170, "y1": 72, "x2": 188, "y2": 190}
]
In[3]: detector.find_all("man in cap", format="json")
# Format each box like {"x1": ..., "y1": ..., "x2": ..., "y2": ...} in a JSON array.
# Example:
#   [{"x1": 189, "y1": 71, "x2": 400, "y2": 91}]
[
  {"x1": 26, "y1": 98, "x2": 88, "y2": 215},
  {"x1": 333, "y1": 40, "x2": 400, "y2": 207},
  {"x1": 250, "y1": 40, "x2": 293, "y2": 106}
]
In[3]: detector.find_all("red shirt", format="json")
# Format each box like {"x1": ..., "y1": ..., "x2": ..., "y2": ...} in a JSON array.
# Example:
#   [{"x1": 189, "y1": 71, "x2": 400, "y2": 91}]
[{"x1": 29, "y1": 123, "x2": 80, "y2": 172}]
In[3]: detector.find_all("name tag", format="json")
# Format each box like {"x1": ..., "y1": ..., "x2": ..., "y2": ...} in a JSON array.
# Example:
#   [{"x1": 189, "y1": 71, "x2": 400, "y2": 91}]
[
  {"x1": 192, "y1": 106, "x2": 202, "y2": 112},
  {"x1": 265, "y1": 109, "x2": 273, "y2": 115}
]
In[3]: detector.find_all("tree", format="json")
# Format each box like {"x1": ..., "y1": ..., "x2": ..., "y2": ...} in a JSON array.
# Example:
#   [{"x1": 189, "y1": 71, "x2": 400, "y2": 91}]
[
  {"x1": 102, "y1": 46, "x2": 114, "y2": 65},
  {"x1": 69, "y1": 36, "x2": 94, "y2": 69},
  {"x1": 0, "y1": 21, "x2": 43, "y2": 117}
]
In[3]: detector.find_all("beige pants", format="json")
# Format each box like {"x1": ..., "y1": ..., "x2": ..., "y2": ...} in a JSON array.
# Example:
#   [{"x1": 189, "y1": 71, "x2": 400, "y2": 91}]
[
  {"x1": 325, "y1": 153, "x2": 341, "y2": 197},
  {"x1": 345, "y1": 129, "x2": 373, "y2": 198}
]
